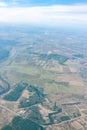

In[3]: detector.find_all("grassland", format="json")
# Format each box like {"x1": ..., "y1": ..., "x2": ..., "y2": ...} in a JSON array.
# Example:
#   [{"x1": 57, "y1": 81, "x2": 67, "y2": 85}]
[{"x1": 0, "y1": 61, "x2": 86, "y2": 97}]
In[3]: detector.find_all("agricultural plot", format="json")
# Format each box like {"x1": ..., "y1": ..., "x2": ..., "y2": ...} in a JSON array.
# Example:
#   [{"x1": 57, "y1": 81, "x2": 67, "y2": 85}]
[{"x1": 0, "y1": 26, "x2": 87, "y2": 130}]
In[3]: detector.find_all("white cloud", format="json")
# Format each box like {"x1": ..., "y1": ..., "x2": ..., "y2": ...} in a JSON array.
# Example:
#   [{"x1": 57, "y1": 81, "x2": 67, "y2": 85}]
[
  {"x1": 0, "y1": 2, "x2": 7, "y2": 7},
  {"x1": 0, "y1": 4, "x2": 87, "y2": 26}
]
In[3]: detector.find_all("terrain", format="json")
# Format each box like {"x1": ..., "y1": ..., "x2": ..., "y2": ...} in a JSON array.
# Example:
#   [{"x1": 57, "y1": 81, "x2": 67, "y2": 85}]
[{"x1": 0, "y1": 25, "x2": 87, "y2": 130}]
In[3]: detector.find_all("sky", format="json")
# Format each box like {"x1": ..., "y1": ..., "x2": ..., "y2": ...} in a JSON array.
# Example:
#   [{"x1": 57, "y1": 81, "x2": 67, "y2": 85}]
[{"x1": 0, "y1": 0, "x2": 87, "y2": 27}]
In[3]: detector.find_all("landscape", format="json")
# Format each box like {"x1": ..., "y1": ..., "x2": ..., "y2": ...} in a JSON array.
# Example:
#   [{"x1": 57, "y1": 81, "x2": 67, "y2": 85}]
[{"x1": 0, "y1": 24, "x2": 87, "y2": 130}]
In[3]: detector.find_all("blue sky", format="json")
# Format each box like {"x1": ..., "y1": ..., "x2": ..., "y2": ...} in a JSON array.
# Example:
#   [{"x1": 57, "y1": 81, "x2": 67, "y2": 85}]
[
  {"x1": 0, "y1": 0, "x2": 87, "y2": 6},
  {"x1": 0, "y1": 0, "x2": 87, "y2": 27}
]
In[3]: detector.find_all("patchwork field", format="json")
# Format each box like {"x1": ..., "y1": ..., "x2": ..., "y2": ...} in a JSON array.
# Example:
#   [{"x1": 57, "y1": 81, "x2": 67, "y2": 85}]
[{"x1": 0, "y1": 26, "x2": 87, "y2": 130}]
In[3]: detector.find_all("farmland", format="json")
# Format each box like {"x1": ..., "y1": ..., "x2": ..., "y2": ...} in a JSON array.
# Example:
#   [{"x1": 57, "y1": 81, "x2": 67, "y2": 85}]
[{"x1": 0, "y1": 25, "x2": 87, "y2": 130}]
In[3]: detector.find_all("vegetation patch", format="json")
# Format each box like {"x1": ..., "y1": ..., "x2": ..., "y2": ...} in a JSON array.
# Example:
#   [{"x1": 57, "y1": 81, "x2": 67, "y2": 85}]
[
  {"x1": 1, "y1": 116, "x2": 44, "y2": 130},
  {"x1": 0, "y1": 78, "x2": 10, "y2": 95},
  {"x1": 48, "y1": 80, "x2": 69, "y2": 87},
  {"x1": 39, "y1": 53, "x2": 69, "y2": 65},
  {"x1": 0, "y1": 48, "x2": 9, "y2": 62},
  {"x1": 73, "y1": 54, "x2": 84, "y2": 58},
  {"x1": 3, "y1": 82, "x2": 27, "y2": 101},
  {"x1": 27, "y1": 106, "x2": 45, "y2": 125},
  {"x1": 19, "y1": 85, "x2": 44, "y2": 108},
  {"x1": 57, "y1": 116, "x2": 70, "y2": 123},
  {"x1": 72, "y1": 113, "x2": 81, "y2": 118}
]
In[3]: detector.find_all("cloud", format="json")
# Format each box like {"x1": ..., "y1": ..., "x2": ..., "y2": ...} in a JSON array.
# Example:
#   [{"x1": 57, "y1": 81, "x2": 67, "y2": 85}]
[
  {"x1": 0, "y1": 4, "x2": 87, "y2": 27},
  {"x1": 0, "y1": 2, "x2": 7, "y2": 7}
]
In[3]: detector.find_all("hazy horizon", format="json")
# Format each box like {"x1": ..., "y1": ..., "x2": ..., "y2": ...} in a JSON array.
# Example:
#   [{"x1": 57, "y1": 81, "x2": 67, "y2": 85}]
[{"x1": 0, "y1": 0, "x2": 87, "y2": 28}]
